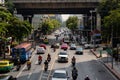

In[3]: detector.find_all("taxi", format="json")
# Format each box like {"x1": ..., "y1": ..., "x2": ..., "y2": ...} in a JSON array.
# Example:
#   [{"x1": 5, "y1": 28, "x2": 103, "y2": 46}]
[{"x1": 0, "y1": 60, "x2": 14, "y2": 72}]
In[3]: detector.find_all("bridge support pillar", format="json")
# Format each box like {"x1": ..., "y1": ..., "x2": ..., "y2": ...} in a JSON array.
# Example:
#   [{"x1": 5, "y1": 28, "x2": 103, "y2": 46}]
[
  {"x1": 23, "y1": 15, "x2": 33, "y2": 24},
  {"x1": 96, "y1": 13, "x2": 101, "y2": 31}
]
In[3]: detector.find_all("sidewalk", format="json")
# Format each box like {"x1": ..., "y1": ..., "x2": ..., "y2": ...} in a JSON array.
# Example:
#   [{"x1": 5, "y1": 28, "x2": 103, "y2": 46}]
[{"x1": 90, "y1": 48, "x2": 120, "y2": 80}]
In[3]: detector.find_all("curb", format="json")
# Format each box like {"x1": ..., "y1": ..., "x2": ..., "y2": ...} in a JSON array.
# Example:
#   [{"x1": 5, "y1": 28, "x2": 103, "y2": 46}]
[
  {"x1": 90, "y1": 49, "x2": 100, "y2": 58},
  {"x1": 90, "y1": 49, "x2": 120, "y2": 80},
  {"x1": 104, "y1": 63, "x2": 120, "y2": 80}
]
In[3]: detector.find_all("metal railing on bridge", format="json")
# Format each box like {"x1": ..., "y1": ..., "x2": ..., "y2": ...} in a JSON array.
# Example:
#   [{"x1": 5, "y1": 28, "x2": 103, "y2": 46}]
[{"x1": 13, "y1": 0, "x2": 101, "y2": 3}]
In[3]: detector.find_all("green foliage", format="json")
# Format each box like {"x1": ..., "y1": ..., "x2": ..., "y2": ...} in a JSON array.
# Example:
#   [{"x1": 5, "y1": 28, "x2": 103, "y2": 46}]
[
  {"x1": 98, "y1": 0, "x2": 120, "y2": 18},
  {"x1": 98, "y1": 0, "x2": 120, "y2": 42},
  {"x1": 40, "y1": 18, "x2": 60, "y2": 35},
  {"x1": 66, "y1": 16, "x2": 78, "y2": 30},
  {"x1": 5, "y1": 0, "x2": 15, "y2": 14},
  {"x1": 0, "y1": 7, "x2": 32, "y2": 42},
  {"x1": 103, "y1": 9, "x2": 120, "y2": 38},
  {"x1": 0, "y1": 8, "x2": 12, "y2": 22}
]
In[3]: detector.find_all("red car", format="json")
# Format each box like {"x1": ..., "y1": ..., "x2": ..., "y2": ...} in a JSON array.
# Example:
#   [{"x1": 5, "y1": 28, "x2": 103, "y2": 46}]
[
  {"x1": 40, "y1": 44, "x2": 46, "y2": 49},
  {"x1": 61, "y1": 43, "x2": 68, "y2": 50}
]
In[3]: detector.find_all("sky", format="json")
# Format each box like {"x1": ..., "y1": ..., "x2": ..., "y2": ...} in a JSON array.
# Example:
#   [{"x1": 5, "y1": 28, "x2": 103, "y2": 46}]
[{"x1": 61, "y1": 14, "x2": 70, "y2": 21}]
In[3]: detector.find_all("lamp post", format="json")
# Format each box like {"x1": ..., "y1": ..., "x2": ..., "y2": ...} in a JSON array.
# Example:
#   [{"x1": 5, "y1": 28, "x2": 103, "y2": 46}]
[
  {"x1": 90, "y1": 9, "x2": 96, "y2": 47},
  {"x1": 14, "y1": 8, "x2": 17, "y2": 17}
]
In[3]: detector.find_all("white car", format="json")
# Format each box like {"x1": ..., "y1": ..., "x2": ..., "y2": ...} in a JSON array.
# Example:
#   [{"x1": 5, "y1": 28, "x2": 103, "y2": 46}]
[
  {"x1": 70, "y1": 43, "x2": 76, "y2": 50},
  {"x1": 84, "y1": 43, "x2": 92, "y2": 49},
  {"x1": 51, "y1": 70, "x2": 69, "y2": 80},
  {"x1": 37, "y1": 47, "x2": 45, "y2": 54},
  {"x1": 58, "y1": 51, "x2": 68, "y2": 62}
]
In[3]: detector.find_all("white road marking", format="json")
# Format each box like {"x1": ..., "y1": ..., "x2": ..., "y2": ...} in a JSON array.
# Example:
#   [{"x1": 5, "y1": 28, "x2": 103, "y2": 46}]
[
  {"x1": 35, "y1": 61, "x2": 38, "y2": 64},
  {"x1": 27, "y1": 72, "x2": 32, "y2": 79},
  {"x1": 16, "y1": 65, "x2": 26, "y2": 78},
  {"x1": 16, "y1": 53, "x2": 35, "y2": 78},
  {"x1": 47, "y1": 48, "x2": 59, "y2": 80}
]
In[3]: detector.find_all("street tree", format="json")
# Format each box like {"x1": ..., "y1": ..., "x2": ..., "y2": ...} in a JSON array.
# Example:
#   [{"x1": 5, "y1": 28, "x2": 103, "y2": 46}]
[
  {"x1": 98, "y1": 0, "x2": 120, "y2": 18},
  {"x1": 66, "y1": 16, "x2": 78, "y2": 30},
  {"x1": 6, "y1": 17, "x2": 32, "y2": 42},
  {"x1": 40, "y1": 18, "x2": 60, "y2": 35},
  {"x1": 103, "y1": 9, "x2": 120, "y2": 42},
  {"x1": 5, "y1": 0, "x2": 15, "y2": 14},
  {"x1": 0, "y1": 7, "x2": 32, "y2": 42},
  {"x1": 97, "y1": 0, "x2": 120, "y2": 43}
]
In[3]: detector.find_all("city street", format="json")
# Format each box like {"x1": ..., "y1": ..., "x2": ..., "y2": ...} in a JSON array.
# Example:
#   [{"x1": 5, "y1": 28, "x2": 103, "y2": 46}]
[
  {"x1": 6, "y1": 35, "x2": 118, "y2": 80},
  {"x1": 1, "y1": 1, "x2": 120, "y2": 80}
]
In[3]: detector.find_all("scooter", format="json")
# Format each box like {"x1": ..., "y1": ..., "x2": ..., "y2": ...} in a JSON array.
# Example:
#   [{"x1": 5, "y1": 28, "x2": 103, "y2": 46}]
[
  {"x1": 47, "y1": 57, "x2": 51, "y2": 63},
  {"x1": 72, "y1": 61, "x2": 75, "y2": 67},
  {"x1": 27, "y1": 64, "x2": 31, "y2": 70},
  {"x1": 44, "y1": 64, "x2": 48, "y2": 71},
  {"x1": 16, "y1": 65, "x2": 21, "y2": 71},
  {"x1": 38, "y1": 59, "x2": 42, "y2": 65}
]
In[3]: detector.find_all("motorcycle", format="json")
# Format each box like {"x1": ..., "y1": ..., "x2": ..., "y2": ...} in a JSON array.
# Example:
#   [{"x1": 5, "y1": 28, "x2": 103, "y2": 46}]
[
  {"x1": 16, "y1": 65, "x2": 21, "y2": 71},
  {"x1": 54, "y1": 48, "x2": 56, "y2": 52},
  {"x1": 72, "y1": 60, "x2": 75, "y2": 67},
  {"x1": 47, "y1": 57, "x2": 51, "y2": 63},
  {"x1": 27, "y1": 64, "x2": 31, "y2": 70},
  {"x1": 44, "y1": 64, "x2": 48, "y2": 71},
  {"x1": 38, "y1": 59, "x2": 42, "y2": 65}
]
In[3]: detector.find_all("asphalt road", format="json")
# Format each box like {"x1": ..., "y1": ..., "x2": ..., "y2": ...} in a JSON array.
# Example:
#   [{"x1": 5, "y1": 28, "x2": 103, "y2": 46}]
[{"x1": 6, "y1": 34, "x2": 118, "y2": 80}]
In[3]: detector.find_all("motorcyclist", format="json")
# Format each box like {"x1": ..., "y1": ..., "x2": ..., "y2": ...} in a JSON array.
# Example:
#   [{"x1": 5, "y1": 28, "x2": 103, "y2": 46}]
[
  {"x1": 27, "y1": 59, "x2": 31, "y2": 70},
  {"x1": 47, "y1": 53, "x2": 51, "y2": 62},
  {"x1": 44, "y1": 60, "x2": 48, "y2": 71},
  {"x1": 53, "y1": 46, "x2": 56, "y2": 52},
  {"x1": 72, "y1": 67, "x2": 78, "y2": 80},
  {"x1": 38, "y1": 55, "x2": 42, "y2": 64},
  {"x1": 16, "y1": 59, "x2": 21, "y2": 71},
  {"x1": 71, "y1": 56, "x2": 76, "y2": 67},
  {"x1": 84, "y1": 75, "x2": 90, "y2": 80}
]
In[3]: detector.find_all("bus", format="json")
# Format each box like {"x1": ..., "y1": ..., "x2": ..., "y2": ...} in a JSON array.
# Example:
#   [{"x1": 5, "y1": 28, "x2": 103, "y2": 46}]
[{"x1": 11, "y1": 43, "x2": 32, "y2": 63}]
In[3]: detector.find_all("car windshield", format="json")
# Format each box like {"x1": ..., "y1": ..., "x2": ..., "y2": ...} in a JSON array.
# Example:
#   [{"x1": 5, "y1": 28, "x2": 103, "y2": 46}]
[
  {"x1": 59, "y1": 52, "x2": 67, "y2": 55},
  {"x1": 53, "y1": 73, "x2": 67, "y2": 78},
  {"x1": 0, "y1": 62, "x2": 7, "y2": 65},
  {"x1": 71, "y1": 44, "x2": 75, "y2": 46},
  {"x1": 77, "y1": 48, "x2": 82, "y2": 51},
  {"x1": 62, "y1": 44, "x2": 67, "y2": 46}
]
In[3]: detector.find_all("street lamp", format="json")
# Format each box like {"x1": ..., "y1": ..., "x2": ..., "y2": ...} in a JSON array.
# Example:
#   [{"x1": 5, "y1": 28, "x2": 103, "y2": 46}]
[
  {"x1": 90, "y1": 9, "x2": 97, "y2": 50},
  {"x1": 90, "y1": 10, "x2": 96, "y2": 42},
  {"x1": 14, "y1": 8, "x2": 17, "y2": 16}
]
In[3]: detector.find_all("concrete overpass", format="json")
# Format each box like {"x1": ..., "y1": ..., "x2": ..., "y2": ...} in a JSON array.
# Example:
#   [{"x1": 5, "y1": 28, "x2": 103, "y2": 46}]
[
  {"x1": 13, "y1": 0, "x2": 102, "y2": 31},
  {"x1": 13, "y1": 0, "x2": 102, "y2": 15}
]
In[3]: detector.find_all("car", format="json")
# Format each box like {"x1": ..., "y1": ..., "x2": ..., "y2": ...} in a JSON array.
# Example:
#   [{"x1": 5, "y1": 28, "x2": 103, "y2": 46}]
[
  {"x1": 64, "y1": 37, "x2": 70, "y2": 44},
  {"x1": 37, "y1": 47, "x2": 45, "y2": 54},
  {"x1": 61, "y1": 43, "x2": 68, "y2": 50},
  {"x1": 84, "y1": 43, "x2": 93, "y2": 49},
  {"x1": 0, "y1": 74, "x2": 16, "y2": 80},
  {"x1": 0, "y1": 60, "x2": 14, "y2": 72},
  {"x1": 51, "y1": 70, "x2": 69, "y2": 80},
  {"x1": 54, "y1": 43, "x2": 60, "y2": 48},
  {"x1": 70, "y1": 43, "x2": 76, "y2": 50},
  {"x1": 40, "y1": 44, "x2": 46, "y2": 49},
  {"x1": 75, "y1": 47, "x2": 83, "y2": 55},
  {"x1": 58, "y1": 51, "x2": 68, "y2": 62}
]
